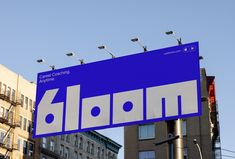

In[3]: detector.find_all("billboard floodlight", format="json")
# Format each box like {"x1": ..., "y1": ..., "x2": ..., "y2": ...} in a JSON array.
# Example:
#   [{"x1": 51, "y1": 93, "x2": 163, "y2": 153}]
[
  {"x1": 165, "y1": 31, "x2": 174, "y2": 35},
  {"x1": 131, "y1": 37, "x2": 147, "y2": 52},
  {"x1": 98, "y1": 45, "x2": 115, "y2": 59},
  {"x1": 165, "y1": 30, "x2": 182, "y2": 45},
  {"x1": 37, "y1": 58, "x2": 55, "y2": 70},
  {"x1": 66, "y1": 52, "x2": 84, "y2": 65},
  {"x1": 131, "y1": 38, "x2": 139, "y2": 42},
  {"x1": 37, "y1": 59, "x2": 45, "y2": 63},
  {"x1": 66, "y1": 53, "x2": 75, "y2": 57},
  {"x1": 98, "y1": 45, "x2": 106, "y2": 50}
]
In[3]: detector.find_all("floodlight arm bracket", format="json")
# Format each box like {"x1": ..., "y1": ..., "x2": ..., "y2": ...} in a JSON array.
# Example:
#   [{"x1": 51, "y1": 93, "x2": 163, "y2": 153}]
[
  {"x1": 50, "y1": 65, "x2": 55, "y2": 70},
  {"x1": 171, "y1": 34, "x2": 182, "y2": 45},
  {"x1": 104, "y1": 48, "x2": 115, "y2": 58},
  {"x1": 38, "y1": 60, "x2": 55, "y2": 70},
  {"x1": 154, "y1": 135, "x2": 179, "y2": 146},
  {"x1": 136, "y1": 41, "x2": 148, "y2": 52}
]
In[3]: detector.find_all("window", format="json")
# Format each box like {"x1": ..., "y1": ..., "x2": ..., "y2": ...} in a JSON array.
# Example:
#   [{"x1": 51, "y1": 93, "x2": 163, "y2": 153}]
[
  {"x1": 8, "y1": 111, "x2": 13, "y2": 124},
  {"x1": 79, "y1": 137, "x2": 83, "y2": 149},
  {"x1": 12, "y1": 89, "x2": 15, "y2": 101},
  {"x1": 2, "y1": 84, "x2": 6, "y2": 94},
  {"x1": 79, "y1": 153, "x2": 82, "y2": 159},
  {"x1": 182, "y1": 120, "x2": 187, "y2": 136},
  {"x1": 75, "y1": 135, "x2": 78, "y2": 146},
  {"x1": 65, "y1": 147, "x2": 69, "y2": 159},
  {"x1": 74, "y1": 151, "x2": 78, "y2": 159},
  {"x1": 97, "y1": 147, "x2": 101, "y2": 158},
  {"x1": 91, "y1": 143, "x2": 94, "y2": 155},
  {"x1": 0, "y1": 107, "x2": 4, "y2": 118},
  {"x1": 28, "y1": 120, "x2": 32, "y2": 133},
  {"x1": 108, "y1": 152, "x2": 111, "y2": 159},
  {"x1": 61, "y1": 135, "x2": 65, "y2": 140},
  {"x1": 29, "y1": 99, "x2": 33, "y2": 112},
  {"x1": 17, "y1": 139, "x2": 21, "y2": 151},
  {"x1": 29, "y1": 142, "x2": 34, "y2": 156},
  {"x1": 6, "y1": 134, "x2": 11, "y2": 148},
  {"x1": 184, "y1": 148, "x2": 188, "y2": 159},
  {"x1": 20, "y1": 116, "x2": 23, "y2": 129},
  {"x1": 25, "y1": 97, "x2": 28, "y2": 110},
  {"x1": 0, "y1": 132, "x2": 5, "y2": 143},
  {"x1": 5, "y1": 109, "x2": 8, "y2": 119},
  {"x1": 101, "y1": 149, "x2": 104, "y2": 159},
  {"x1": 66, "y1": 135, "x2": 70, "y2": 143},
  {"x1": 32, "y1": 121, "x2": 34, "y2": 133},
  {"x1": 139, "y1": 151, "x2": 155, "y2": 159},
  {"x1": 139, "y1": 124, "x2": 155, "y2": 140},
  {"x1": 23, "y1": 118, "x2": 27, "y2": 131},
  {"x1": 60, "y1": 144, "x2": 64, "y2": 156},
  {"x1": 6, "y1": 87, "x2": 11, "y2": 97},
  {"x1": 42, "y1": 137, "x2": 47, "y2": 148},
  {"x1": 23, "y1": 140, "x2": 28, "y2": 155},
  {"x1": 87, "y1": 141, "x2": 90, "y2": 153},
  {"x1": 50, "y1": 140, "x2": 55, "y2": 152},
  {"x1": 21, "y1": 94, "x2": 24, "y2": 107}
]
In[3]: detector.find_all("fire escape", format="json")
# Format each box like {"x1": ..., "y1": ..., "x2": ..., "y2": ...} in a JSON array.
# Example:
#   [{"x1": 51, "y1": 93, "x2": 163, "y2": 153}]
[{"x1": 0, "y1": 89, "x2": 21, "y2": 159}]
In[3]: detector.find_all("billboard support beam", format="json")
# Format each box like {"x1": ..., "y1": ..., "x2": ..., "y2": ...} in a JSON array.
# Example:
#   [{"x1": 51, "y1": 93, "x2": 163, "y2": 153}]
[{"x1": 174, "y1": 119, "x2": 184, "y2": 159}]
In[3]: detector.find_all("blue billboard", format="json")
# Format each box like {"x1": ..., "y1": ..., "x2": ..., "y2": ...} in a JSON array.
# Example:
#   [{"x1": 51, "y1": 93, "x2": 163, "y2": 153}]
[{"x1": 34, "y1": 42, "x2": 201, "y2": 138}]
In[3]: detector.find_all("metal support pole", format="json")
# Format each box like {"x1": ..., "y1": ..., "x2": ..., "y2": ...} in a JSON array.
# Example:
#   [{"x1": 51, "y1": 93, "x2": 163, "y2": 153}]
[
  {"x1": 169, "y1": 141, "x2": 174, "y2": 159},
  {"x1": 155, "y1": 133, "x2": 179, "y2": 159},
  {"x1": 174, "y1": 119, "x2": 184, "y2": 159}
]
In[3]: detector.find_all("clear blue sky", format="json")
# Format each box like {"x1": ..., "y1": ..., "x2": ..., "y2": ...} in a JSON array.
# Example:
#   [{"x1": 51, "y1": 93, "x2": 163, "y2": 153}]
[{"x1": 1, "y1": 1, "x2": 235, "y2": 158}]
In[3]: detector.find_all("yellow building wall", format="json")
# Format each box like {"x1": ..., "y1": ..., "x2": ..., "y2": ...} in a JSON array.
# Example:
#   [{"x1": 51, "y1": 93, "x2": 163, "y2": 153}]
[{"x1": 0, "y1": 64, "x2": 36, "y2": 159}]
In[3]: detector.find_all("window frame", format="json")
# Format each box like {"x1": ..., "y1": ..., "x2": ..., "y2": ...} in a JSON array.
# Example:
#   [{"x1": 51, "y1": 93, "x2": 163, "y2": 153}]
[
  {"x1": 28, "y1": 142, "x2": 34, "y2": 156},
  {"x1": 138, "y1": 124, "x2": 155, "y2": 140},
  {"x1": 23, "y1": 140, "x2": 28, "y2": 155},
  {"x1": 50, "y1": 140, "x2": 55, "y2": 152},
  {"x1": 139, "y1": 150, "x2": 155, "y2": 159},
  {"x1": 42, "y1": 137, "x2": 47, "y2": 148}
]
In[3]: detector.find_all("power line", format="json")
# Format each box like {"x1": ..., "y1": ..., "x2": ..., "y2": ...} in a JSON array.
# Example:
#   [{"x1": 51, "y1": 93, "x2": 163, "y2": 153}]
[
  {"x1": 222, "y1": 148, "x2": 235, "y2": 154},
  {"x1": 222, "y1": 154, "x2": 235, "y2": 158}
]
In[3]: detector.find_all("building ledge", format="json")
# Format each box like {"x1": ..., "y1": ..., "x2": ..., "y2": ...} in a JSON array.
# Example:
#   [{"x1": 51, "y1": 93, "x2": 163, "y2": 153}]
[{"x1": 40, "y1": 146, "x2": 61, "y2": 159}]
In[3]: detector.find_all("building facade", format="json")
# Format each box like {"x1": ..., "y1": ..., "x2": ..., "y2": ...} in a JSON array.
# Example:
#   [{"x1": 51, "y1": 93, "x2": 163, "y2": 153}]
[
  {"x1": 124, "y1": 68, "x2": 221, "y2": 159},
  {"x1": 0, "y1": 64, "x2": 36, "y2": 159},
  {"x1": 35, "y1": 131, "x2": 121, "y2": 159}
]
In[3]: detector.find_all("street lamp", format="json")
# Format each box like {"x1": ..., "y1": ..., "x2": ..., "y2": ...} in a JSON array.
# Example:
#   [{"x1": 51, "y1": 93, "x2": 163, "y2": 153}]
[
  {"x1": 131, "y1": 37, "x2": 147, "y2": 52},
  {"x1": 98, "y1": 45, "x2": 115, "y2": 59},
  {"x1": 193, "y1": 139, "x2": 203, "y2": 159},
  {"x1": 36, "y1": 59, "x2": 55, "y2": 70},
  {"x1": 66, "y1": 52, "x2": 84, "y2": 65},
  {"x1": 199, "y1": 56, "x2": 204, "y2": 60},
  {"x1": 165, "y1": 31, "x2": 182, "y2": 45}
]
